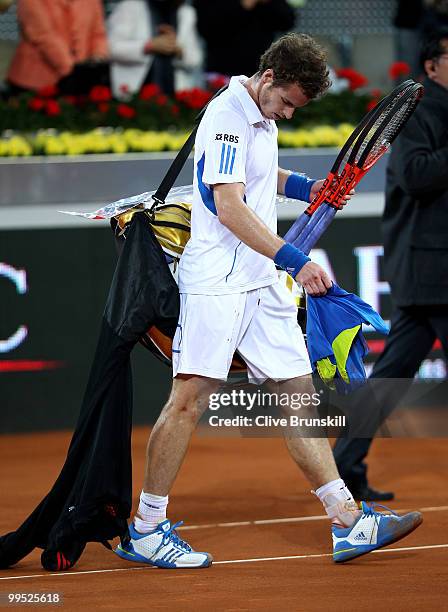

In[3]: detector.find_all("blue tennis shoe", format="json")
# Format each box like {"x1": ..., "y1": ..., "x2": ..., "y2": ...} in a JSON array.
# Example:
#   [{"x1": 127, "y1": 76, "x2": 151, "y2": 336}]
[
  {"x1": 115, "y1": 519, "x2": 212, "y2": 569},
  {"x1": 332, "y1": 502, "x2": 423, "y2": 563}
]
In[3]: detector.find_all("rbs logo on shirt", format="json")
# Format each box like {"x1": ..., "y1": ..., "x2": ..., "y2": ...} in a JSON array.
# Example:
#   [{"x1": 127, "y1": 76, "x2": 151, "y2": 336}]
[{"x1": 215, "y1": 133, "x2": 239, "y2": 144}]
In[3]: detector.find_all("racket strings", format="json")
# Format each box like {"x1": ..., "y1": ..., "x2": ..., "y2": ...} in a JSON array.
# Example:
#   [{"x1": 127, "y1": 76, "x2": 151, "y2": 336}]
[
  {"x1": 312, "y1": 90, "x2": 415, "y2": 206},
  {"x1": 349, "y1": 82, "x2": 418, "y2": 167},
  {"x1": 351, "y1": 95, "x2": 407, "y2": 165},
  {"x1": 363, "y1": 93, "x2": 420, "y2": 167},
  {"x1": 338, "y1": 148, "x2": 354, "y2": 171},
  {"x1": 306, "y1": 81, "x2": 422, "y2": 215},
  {"x1": 330, "y1": 82, "x2": 414, "y2": 176}
]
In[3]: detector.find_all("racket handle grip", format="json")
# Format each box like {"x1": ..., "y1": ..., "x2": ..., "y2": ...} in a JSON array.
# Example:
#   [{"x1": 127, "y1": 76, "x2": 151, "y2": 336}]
[
  {"x1": 300, "y1": 205, "x2": 337, "y2": 255},
  {"x1": 288, "y1": 201, "x2": 327, "y2": 248},
  {"x1": 284, "y1": 212, "x2": 310, "y2": 244}
]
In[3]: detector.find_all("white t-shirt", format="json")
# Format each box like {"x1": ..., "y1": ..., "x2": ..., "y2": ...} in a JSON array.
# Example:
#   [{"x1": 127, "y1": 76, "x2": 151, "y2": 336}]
[{"x1": 178, "y1": 76, "x2": 279, "y2": 295}]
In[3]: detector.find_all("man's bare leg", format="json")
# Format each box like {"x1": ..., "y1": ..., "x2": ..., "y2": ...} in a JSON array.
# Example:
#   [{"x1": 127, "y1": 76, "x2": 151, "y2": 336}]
[
  {"x1": 268, "y1": 374, "x2": 359, "y2": 527},
  {"x1": 270, "y1": 374, "x2": 340, "y2": 485},
  {"x1": 143, "y1": 374, "x2": 219, "y2": 495},
  {"x1": 115, "y1": 374, "x2": 216, "y2": 569},
  {"x1": 262, "y1": 375, "x2": 422, "y2": 563}
]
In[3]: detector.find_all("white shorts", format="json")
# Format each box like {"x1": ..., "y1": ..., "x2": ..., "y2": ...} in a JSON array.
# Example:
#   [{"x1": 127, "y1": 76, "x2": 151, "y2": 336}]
[{"x1": 172, "y1": 275, "x2": 312, "y2": 383}]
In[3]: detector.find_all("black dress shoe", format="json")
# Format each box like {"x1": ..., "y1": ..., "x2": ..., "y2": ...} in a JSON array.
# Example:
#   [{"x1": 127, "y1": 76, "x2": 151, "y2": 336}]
[{"x1": 351, "y1": 486, "x2": 395, "y2": 502}]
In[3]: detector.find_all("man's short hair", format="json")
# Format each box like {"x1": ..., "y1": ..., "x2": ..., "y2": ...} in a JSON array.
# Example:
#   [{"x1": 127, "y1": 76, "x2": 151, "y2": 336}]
[
  {"x1": 257, "y1": 33, "x2": 331, "y2": 99},
  {"x1": 420, "y1": 27, "x2": 448, "y2": 69}
]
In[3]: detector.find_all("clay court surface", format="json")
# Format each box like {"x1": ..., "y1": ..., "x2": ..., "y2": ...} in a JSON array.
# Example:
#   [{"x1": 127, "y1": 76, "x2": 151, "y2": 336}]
[{"x1": 1, "y1": 429, "x2": 447, "y2": 611}]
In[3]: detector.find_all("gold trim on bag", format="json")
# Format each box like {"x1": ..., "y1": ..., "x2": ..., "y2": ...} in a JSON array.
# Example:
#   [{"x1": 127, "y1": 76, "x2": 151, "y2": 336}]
[{"x1": 116, "y1": 202, "x2": 192, "y2": 258}]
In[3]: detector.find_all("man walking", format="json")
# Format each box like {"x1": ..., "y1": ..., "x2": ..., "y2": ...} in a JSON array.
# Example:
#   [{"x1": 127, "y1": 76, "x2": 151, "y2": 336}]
[{"x1": 116, "y1": 33, "x2": 422, "y2": 568}]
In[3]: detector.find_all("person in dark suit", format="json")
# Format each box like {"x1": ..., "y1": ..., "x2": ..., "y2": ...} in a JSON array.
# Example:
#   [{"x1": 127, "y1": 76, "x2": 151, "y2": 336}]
[
  {"x1": 333, "y1": 28, "x2": 448, "y2": 501},
  {"x1": 193, "y1": 0, "x2": 296, "y2": 78}
]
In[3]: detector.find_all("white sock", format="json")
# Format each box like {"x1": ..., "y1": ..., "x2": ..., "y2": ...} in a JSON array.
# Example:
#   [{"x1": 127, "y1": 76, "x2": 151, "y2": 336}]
[
  {"x1": 134, "y1": 491, "x2": 169, "y2": 533},
  {"x1": 313, "y1": 479, "x2": 360, "y2": 528}
]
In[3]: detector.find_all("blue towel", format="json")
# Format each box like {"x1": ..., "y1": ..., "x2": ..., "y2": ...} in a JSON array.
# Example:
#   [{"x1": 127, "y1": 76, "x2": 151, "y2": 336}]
[{"x1": 306, "y1": 283, "x2": 389, "y2": 394}]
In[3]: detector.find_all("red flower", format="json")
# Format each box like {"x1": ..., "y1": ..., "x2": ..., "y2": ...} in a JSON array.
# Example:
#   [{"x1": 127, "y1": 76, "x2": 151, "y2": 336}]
[
  {"x1": 155, "y1": 94, "x2": 168, "y2": 106},
  {"x1": 62, "y1": 95, "x2": 77, "y2": 105},
  {"x1": 28, "y1": 97, "x2": 45, "y2": 111},
  {"x1": 389, "y1": 61, "x2": 410, "y2": 80},
  {"x1": 45, "y1": 99, "x2": 61, "y2": 116},
  {"x1": 139, "y1": 83, "x2": 161, "y2": 100},
  {"x1": 175, "y1": 88, "x2": 213, "y2": 110},
  {"x1": 89, "y1": 85, "x2": 112, "y2": 102},
  {"x1": 335, "y1": 68, "x2": 368, "y2": 91},
  {"x1": 37, "y1": 84, "x2": 58, "y2": 98},
  {"x1": 366, "y1": 88, "x2": 383, "y2": 112},
  {"x1": 370, "y1": 88, "x2": 383, "y2": 99},
  {"x1": 98, "y1": 102, "x2": 110, "y2": 114},
  {"x1": 119, "y1": 84, "x2": 130, "y2": 95},
  {"x1": 171, "y1": 103, "x2": 180, "y2": 116},
  {"x1": 117, "y1": 103, "x2": 136, "y2": 118},
  {"x1": 208, "y1": 74, "x2": 229, "y2": 91}
]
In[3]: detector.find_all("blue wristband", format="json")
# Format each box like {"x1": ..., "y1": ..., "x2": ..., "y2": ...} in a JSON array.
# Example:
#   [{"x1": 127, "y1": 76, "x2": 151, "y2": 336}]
[
  {"x1": 284, "y1": 172, "x2": 316, "y2": 203},
  {"x1": 274, "y1": 243, "x2": 310, "y2": 277}
]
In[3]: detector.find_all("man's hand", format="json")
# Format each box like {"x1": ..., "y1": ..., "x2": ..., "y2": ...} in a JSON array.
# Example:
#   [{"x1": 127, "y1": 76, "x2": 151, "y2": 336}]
[
  {"x1": 296, "y1": 262, "x2": 332, "y2": 296},
  {"x1": 87, "y1": 55, "x2": 109, "y2": 63},
  {"x1": 309, "y1": 179, "x2": 355, "y2": 208},
  {"x1": 241, "y1": 0, "x2": 257, "y2": 8},
  {"x1": 144, "y1": 24, "x2": 178, "y2": 56}
]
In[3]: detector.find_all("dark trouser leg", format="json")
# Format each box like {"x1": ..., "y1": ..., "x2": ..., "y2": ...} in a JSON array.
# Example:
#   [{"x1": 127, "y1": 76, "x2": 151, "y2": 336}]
[
  {"x1": 427, "y1": 306, "x2": 448, "y2": 361},
  {"x1": 333, "y1": 306, "x2": 436, "y2": 489}
]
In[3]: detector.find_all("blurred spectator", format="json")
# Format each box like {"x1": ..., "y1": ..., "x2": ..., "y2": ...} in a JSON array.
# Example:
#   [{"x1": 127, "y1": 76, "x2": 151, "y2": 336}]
[
  {"x1": 6, "y1": 0, "x2": 109, "y2": 96},
  {"x1": 174, "y1": 1, "x2": 203, "y2": 91},
  {"x1": 193, "y1": 0, "x2": 296, "y2": 78},
  {"x1": 422, "y1": 0, "x2": 448, "y2": 37},
  {"x1": 393, "y1": 0, "x2": 423, "y2": 80},
  {"x1": 0, "y1": 0, "x2": 14, "y2": 14},
  {"x1": 0, "y1": 0, "x2": 15, "y2": 99},
  {"x1": 108, "y1": 0, "x2": 202, "y2": 97}
]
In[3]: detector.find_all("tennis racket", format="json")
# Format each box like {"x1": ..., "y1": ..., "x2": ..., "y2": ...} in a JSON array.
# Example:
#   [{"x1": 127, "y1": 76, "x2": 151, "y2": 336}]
[
  {"x1": 284, "y1": 79, "x2": 415, "y2": 244},
  {"x1": 285, "y1": 80, "x2": 423, "y2": 252}
]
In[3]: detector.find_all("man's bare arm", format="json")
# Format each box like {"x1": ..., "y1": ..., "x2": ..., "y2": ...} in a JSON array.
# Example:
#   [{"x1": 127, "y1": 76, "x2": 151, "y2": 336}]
[
  {"x1": 277, "y1": 167, "x2": 292, "y2": 195},
  {"x1": 213, "y1": 182, "x2": 332, "y2": 295},
  {"x1": 214, "y1": 182, "x2": 284, "y2": 258}
]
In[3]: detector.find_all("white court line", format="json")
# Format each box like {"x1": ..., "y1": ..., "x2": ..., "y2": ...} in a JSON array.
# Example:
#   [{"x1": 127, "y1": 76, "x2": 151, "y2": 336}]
[
  {"x1": 180, "y1": 505, "x2": 448, "y2": 531},
  {"x1": 0, "y1": 505, "x2": 446, "y2": 581},
  {"x1": 0, "y1": 543, "x2": 447, "y2": 581},
  {"x1": 215, "y1": 543, "x2": 448, "y2": 565}
]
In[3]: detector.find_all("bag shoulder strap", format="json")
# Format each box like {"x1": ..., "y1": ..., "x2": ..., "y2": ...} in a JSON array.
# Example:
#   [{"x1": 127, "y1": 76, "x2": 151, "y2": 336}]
[{"x1": 150, "y1": 85, "x2": 228, "y2": 210}]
